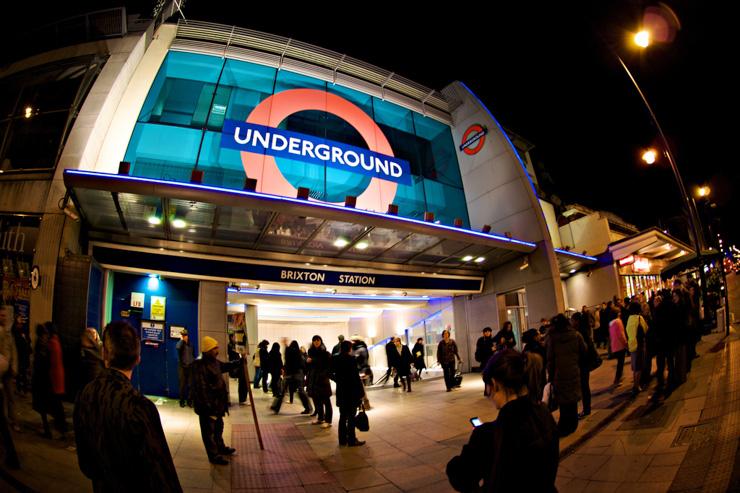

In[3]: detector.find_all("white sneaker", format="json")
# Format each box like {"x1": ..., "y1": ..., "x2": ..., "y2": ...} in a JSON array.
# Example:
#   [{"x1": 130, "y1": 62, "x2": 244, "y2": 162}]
[
  {"x1": 311, "y1": 420, "x2": 324, "y2": 425},
  {"x1": 320, "y1": 422, "x2": 332, "y2": 429}
]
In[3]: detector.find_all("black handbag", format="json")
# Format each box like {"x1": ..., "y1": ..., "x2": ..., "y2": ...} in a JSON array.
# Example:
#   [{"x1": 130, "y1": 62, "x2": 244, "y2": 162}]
[{"x1": 355, "y1": 403, "x2": 369, "y2": 432}]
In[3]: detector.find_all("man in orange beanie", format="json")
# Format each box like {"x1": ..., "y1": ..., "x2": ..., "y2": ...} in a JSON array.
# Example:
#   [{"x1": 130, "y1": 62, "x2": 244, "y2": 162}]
[{"x1": 191, "y1": 335, "x2": 243, "y2": 465}]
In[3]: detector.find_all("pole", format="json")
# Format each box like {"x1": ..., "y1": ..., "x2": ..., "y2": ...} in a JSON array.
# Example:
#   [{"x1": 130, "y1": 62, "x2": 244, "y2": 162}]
[{"x1": 240, "y1": 354, "x2": 264, "y2": 450}]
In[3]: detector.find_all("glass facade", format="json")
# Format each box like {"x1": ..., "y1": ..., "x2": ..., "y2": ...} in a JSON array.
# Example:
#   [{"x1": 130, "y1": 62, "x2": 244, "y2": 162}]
[
  {"x1": 125, "y1": 52, "x2": 469, "y2": 226},
  {"x1": 0, "y1": 56, "x2": 102, "y2": 171}
]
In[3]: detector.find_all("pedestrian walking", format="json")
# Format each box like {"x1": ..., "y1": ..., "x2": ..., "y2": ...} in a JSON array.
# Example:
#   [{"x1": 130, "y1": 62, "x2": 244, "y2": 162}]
[
  {"x1": 307, "y1": 335, "x2": 333, "y2": 428},
  {"x1": 437, "y1": 327, "x2": 462, "y2": 392},
  {"x1": 74, "y1": 320, "x2": 182, "y2": 491},
  {"x1": 11, "y1": 319, "x2": 31, "y2": 395},
  {"x1": 332, "y1": 340, "x2": 366, "y2": 447},
  {"x1": 0, "y1": 305, "x2": 18, "y2": 431},
  {"x1": 446, "y1": 350, "x2": 559, "y2": 492},
  {"x1": 522, "y1": 328, "x2": 547, "y2": 402},
  {"x1": 475, "y1": 327, "x2": 495, "y2": 396},
  {"x1": 227, "y1": 333, "x2": 248, "y2": 404},
  {"x1": 79, "y1": 327, "x2": 104, "y2": 392},
  {"x1": 546, "y1": 314, "x2": 587, "y2": 437},
  {"x1": 625, "y1": 302, "x2": 649, "y2": 396},
  {"x1": 0, "y1": 348, "x2": 20, "y2": 469},
  {"x1": 609, "y1": 307, "x2": 628, "y2": 386},
  {"x1": 572, "y1": 312, "x2": 599, "y2": 418},
  {"x1": 384, "y1": 338, "x2": 400, "y2": 387},
  {"x1": 331, "y1": 335, "x2": 345, "y2": 356},
  {"x1": 393, "y1": 337, "x2": 413, "y2": 392},
  {"x1": 351, "y1": 336, "x2": 373, "y2": 385},
  {"x1": 284, "y1": 340, "x2": 312, "y2": 414},
  {"x1": 411, "y1": 337, "x2": 426, "y2": 378},
  {"x1": 191, "y1": 336, "x2": 241, "y2": 465},
  {"x1": 493, "y1": 321, "x2": 517, "y2": 350},
  {"x1": 652, "y1": 291, "x2": 678, "y2": 396},
  {"x1": 47, "y1": 322, "x2": 67, "y2": 435},
  {"x1": 252, "y1": 342, "x2": 262, "y2": 389},
  {"x1": 258, "y1": 340, "x2": 270, "y2": 392},
  {"x1": 267, "y1": 342, "x2": 283, "y2": 396},
  {"x1": 176, "y1": 329, "x2": 194, "y2": 407}
]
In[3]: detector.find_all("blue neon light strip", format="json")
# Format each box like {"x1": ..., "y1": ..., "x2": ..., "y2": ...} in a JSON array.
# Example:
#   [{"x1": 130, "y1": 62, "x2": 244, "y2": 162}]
[
  {"x1": 554, "y1": 248, "x2": 598, "y2": 261},
  {"x1": 65, "y1": 170, "x2": 536, "y2": 248},
  {"x1": 227, "y1": 287, "x2": 436, "y2": 302}
]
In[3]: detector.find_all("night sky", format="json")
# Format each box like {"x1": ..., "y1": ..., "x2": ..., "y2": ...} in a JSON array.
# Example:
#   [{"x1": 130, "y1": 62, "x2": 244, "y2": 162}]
[{"x1": 3, "y1": 1, "x2": 734, "y2": 247}]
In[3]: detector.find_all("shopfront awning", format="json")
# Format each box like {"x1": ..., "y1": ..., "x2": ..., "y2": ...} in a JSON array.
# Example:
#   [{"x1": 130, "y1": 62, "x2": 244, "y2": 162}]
[
  {"x1": 609, "y1": 227, "x2": 694, "y2": 264},
  {"x1": 660, "y1": 249, "x2": 722, "y2": 280},
  {"x1": 64, "y1": 170, "x2": 536, "y2": 273},
  {"x1": 554, "y1": 249, "x2": 598, "y2": 276}
]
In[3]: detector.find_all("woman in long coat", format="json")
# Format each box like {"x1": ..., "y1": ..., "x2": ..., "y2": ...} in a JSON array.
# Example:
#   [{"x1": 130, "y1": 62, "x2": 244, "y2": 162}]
[
  {"x1": 306, "y1": 335, "x2": 333, "y2": 427},
  {"x1": 546, "y1": 314, "x2": 587, "y2": 437},
  {"x1": 412, "y1": 338, "x2": 426, "y2": 378}
]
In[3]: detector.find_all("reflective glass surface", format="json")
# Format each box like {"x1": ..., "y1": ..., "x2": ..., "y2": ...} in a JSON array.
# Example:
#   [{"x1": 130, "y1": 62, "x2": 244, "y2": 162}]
[{"x1": 124, "y1": 51, "x2": 469, "y2": 227}]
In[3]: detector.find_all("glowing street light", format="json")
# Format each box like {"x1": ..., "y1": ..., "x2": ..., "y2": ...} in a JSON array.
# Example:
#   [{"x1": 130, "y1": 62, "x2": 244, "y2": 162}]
[
  {"x1": 634, "y1": 30, "x2": 651, "y2": 48},
  {"x1": 642, "y1": 149, "x2": 657, "y2": 165},
  {"x1": 696, "y1": 186, "x2": 711, "y2": 198}
]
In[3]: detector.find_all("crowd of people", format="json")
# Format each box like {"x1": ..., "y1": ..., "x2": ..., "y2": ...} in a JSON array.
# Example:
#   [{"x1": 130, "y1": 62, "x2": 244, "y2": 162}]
[
  {"x1": 0, "y1": 276, "x2": 709, "y2": 490},
  {"x1": 446, "y1": 277, "x2": 707, "y2": 491}
]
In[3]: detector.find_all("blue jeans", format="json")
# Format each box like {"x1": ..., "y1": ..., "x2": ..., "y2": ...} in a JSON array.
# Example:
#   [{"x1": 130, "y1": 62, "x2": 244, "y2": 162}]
[{"x1": 253, "y1": 367, "x2": 262, "y2": 388}]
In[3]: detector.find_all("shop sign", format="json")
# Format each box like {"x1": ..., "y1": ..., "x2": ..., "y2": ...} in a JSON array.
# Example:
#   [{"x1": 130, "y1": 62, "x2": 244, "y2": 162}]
[
  {"x1": 618, "y1": 255, "x2": 635, "y2": 267},
  {"x1": 131, "y1": 292, "x2": 145, "y2": 309},
  {"x1": 142, "y1": 320, "x2": 165, "y2": 342},
  {"x1": 150, "y1": 296, "x2": 166, "y2": 321},
  {"x1": 223, "y1": 121, "x2": 411, "y2": 186},
  {"x1": 632, "y1": 257, "x2": 651, "y2": 273},
  {"x1": 459, "y1": 124, "x2": 488, "y2": 155},
  {"x1": 93, "y1": 246, "x2": 484, "y2": 292},
  {"x1": 221, "y1": 88, "x2": 407, "y2": 213}
]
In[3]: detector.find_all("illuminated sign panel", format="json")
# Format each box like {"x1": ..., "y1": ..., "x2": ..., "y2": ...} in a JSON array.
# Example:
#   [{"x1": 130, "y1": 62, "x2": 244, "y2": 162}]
[{"x1": 221, "y1": 120, "x2": 411, "y2": 186}]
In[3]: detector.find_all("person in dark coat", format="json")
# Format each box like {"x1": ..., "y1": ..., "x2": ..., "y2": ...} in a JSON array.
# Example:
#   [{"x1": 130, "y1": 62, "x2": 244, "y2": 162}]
[
  {"x1": 331, "y1": 340, "x2": 366, "y2": 446},
  {"x1": 11, "y1": 320, "x2": 31, "y2": 395},
  {"x1": 571, "y1": 312, "x2": 598, "y2": 418},
  {"x1": 32, "y1": 323, "x2": 53, "y2": 438},
  {"x1": 267, "y1": 342, "x2": 283, "y2": 396},
  {"x1": 493, "y1": 321, "x2": 517, "y2": 350},
  {"x1": 191, "y1": 336, "x2": 242, "y2": 465},
  {"x1": 258, "y1": 340, "x2": 270, "y2": 392},
  {"x1": 384, "y1": 338, "x2": 400, "y2": 387},
  {"x1": 411, "y1": 337, "x2": 426, "y2": 378},
  {"x1": 652, "y1": 292, "x2": 678, "y2": 396},
  {"x1": 437, "y1": 327, "x2": 462, "y2": 391},
  {"x1": 546, "y1": 313, "x2": 587, "y2": 437},
  {"x1": 393, "y1": 337, "x2": 413, "y2": 392},
  {"x1": 284, "y1": 340, "x2": 312, "y2": 414},
  {"x1": 522, "y1": 328, "x2": 547, "y2": 402},
  {"x1": 79, "y1": 328, "x2": 104, "y2": 393},
  {"x1": 475, "y1": 327, "x2": 495, "y2": 396},
  {"x1": 447, "y1": 350, "x2": 559, "y2": 492},
  {"x1": 227, "y1": 333, "x2": 248, "y2": 404},
  {"x1": 74, "y1": 320, "x2": 182, "y2": 491},
  {"x1": 352, "y1": 337, "x2": 373, "y2": 385},
  {"x1": 307, "y1": 335, "x2": 333, "y2": 427},
  {"x1": 176, "y1": 329, "x2": 194, "y2": 407}
]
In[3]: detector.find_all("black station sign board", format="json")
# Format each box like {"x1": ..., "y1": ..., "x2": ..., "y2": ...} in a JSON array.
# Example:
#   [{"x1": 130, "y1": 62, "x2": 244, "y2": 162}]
[{"x1": 93, "y1": 246, "x2": 483, "y2": 292}]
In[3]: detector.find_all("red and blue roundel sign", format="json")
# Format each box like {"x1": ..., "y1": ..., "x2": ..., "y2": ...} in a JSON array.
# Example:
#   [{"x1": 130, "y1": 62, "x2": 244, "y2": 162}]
[
  {"x1": 460, "y1": 124, "x2": 488, "y2": 155},
  {"x1": 220, "y1": 89, "x2": 412, "y2": 213}
]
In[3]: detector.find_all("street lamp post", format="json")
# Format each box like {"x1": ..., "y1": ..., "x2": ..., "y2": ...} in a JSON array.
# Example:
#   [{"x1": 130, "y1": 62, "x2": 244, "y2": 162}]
[{"x1": 602, "y1": 25, "x2": 722, "y2": 330}]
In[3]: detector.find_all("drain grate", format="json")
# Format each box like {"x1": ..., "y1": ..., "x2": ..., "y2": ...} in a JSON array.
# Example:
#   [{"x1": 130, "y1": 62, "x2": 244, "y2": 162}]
[{"x1": 672, "y1": 420, "x2": 720, "y2": 447}]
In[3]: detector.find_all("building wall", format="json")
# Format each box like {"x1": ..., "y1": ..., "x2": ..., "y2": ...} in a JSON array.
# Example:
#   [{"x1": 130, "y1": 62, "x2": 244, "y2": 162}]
[
  {"x1": 565, "y1": 264, "x2": 620, "y2": 309},
  {"x1": 540, "y1": 199, "x2": 562, "y2": 248},
  {"x1": 559, "y1": 213, "x2": 612, "y2": 256}
]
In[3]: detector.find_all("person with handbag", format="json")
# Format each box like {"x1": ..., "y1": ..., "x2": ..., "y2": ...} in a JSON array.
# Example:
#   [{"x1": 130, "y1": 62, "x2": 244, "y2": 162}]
[
  {"x1": 446, "y1": 350, "x2": 559, "y2": 492},
  {"x1": 571, "y1": 312, "x2": 600, "y2": 419},
  {"x1": 331, "y1": 340, "x2": 366, "y2": 447},
  {"x1": 625, "y1": 302, "x2": 650, "y2": 397},
  {"x1": 475, "y1": 327, "x2": 495, "y2": 396},
  {"x1": 437, "y1": 327, "x2": 462, "y2": 392}
]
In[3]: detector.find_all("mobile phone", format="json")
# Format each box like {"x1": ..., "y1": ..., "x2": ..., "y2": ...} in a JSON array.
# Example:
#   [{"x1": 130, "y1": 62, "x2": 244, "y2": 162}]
[{"x1": 470, "y1": 417, "x2": 482, "y2": 427}]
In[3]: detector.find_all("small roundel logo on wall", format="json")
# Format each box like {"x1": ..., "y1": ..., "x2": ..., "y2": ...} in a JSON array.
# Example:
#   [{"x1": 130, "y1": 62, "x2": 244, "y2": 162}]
[{"x1": 460, "y1": 124, "x2": 488, "y2": 155}]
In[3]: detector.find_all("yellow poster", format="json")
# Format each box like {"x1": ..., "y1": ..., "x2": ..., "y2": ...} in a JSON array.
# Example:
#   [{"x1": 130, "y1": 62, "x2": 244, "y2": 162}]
[{"x1": 150, "y1": 296, "x2": 166, "y2": 321}]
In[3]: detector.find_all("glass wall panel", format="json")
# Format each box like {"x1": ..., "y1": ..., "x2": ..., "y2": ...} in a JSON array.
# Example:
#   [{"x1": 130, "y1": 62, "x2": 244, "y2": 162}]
[{"x1": 126, "y1": 52, "x2": 470, "y2": 227}]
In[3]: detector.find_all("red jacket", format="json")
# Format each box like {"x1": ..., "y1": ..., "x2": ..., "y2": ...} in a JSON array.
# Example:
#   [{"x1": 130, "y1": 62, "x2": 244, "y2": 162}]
[{"x1": 49, "y1": 335, "x2": 65, "y2": 395}]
